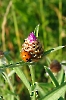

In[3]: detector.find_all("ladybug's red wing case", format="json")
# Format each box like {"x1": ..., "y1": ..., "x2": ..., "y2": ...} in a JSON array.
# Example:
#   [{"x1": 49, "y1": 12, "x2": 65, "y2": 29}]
[{"x1": 20, "y1": 51, "x2": 32, "y2": 62}]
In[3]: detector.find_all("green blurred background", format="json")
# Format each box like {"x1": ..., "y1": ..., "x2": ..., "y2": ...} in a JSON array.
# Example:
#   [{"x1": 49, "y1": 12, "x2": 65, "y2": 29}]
[
  {"x1": 0, "y1": 0, "x2": 66, "y2": 100},
  {"x1": 0, "y1": 0, "x2": 66, "y2": 60}
]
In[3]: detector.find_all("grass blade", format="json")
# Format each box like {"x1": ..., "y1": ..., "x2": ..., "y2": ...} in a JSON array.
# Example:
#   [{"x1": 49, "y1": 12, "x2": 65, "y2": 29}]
[
  {"x1": 44, "y1": 66, "x2": 59, "y2": 87},
  {"x1": 34, "y1": 24, "x2": 40, "y2": 37},
  {"x1": 43, "y1": 46, "x2": 65, "y2": 56},
  {"x1": 39, "y1": 82, "x2": 66, "y2": 100},
  {"x1": 13, "y1": 67, "x2": 31, "y2": 94}
]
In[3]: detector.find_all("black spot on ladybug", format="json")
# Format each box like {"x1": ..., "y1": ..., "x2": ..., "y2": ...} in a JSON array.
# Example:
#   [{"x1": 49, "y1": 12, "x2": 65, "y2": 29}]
[
  {"x1": 26, "y1": 58, "x2": 29, "y2": 60},
  {"x1": 27, "y1": 53, "x2": 29, "y2": 55},
  {"x1": 28, "y1": 59, "x2": 32, "y2": 62},
  {"x1": 26, "y1": 58, "x2": 31, "y2": 62}
]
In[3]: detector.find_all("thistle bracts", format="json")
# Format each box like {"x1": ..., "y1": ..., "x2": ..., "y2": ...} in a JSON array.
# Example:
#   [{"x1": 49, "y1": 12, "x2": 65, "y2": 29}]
[{"x1": 21, "y1": 32, "x2": 43, "y2": 62}]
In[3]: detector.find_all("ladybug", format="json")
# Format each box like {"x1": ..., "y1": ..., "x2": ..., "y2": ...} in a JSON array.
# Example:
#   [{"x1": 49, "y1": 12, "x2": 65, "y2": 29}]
[{"x1": 20, "y1": 50, "x2": 32, "y2": 62}]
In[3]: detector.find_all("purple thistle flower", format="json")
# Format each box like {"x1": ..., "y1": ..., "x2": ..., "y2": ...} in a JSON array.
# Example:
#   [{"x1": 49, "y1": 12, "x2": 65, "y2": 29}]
[{"x1": 28, "y1": 32, "x2": 37, "y2": 43}]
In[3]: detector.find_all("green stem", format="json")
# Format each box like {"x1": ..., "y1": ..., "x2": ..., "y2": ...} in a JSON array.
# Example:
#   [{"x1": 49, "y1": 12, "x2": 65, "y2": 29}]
[
  {"x1": 2, "y1": 72, "x2": 14, "y2": 100},
  {"x1": 29, "y1": 65, "x2": 35, "y2": 84},
  {"x1": 12, "y1": 4, "x2": 21, "y2": 51},
  {"x1": 31, "y1": 92, "x2": 36, "y2": 100},
  {"x1": 59, "y1": 0, "x2": 62, "y2": 55},
  {"x1": 29, "y1": 65, "x2": 35, "y2": 100},
  {"x1": 39, "y1": 0, "x2": 47, "y2": 49}
]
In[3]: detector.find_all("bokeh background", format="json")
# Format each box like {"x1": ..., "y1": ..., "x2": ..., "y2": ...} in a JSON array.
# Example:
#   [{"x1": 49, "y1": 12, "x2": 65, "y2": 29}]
[{"x1": 0, "y1": 0, "x2": 66, "y2": 100}]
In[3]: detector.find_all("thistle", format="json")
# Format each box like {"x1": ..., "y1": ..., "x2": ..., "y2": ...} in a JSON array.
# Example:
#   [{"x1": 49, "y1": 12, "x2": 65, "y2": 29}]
[{"x1": 21, "y1": 32, "x2": 43, "y2": 62}]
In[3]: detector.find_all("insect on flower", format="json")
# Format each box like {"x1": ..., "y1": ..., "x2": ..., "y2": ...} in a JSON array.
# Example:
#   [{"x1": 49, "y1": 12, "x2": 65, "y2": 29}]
[
  {"x1": 20, "y1": 32, "x2": 43, "y2": 62},
  {"x1": 20, "y1": 50, "x2": 32, "y2": 62}
]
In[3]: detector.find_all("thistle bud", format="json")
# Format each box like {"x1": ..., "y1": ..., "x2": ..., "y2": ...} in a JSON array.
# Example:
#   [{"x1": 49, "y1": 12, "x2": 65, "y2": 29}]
[
  {"x1": 0, "y1": 50, "x2": 7, "y2": 66},
  {"x1": 50, "y1": 60, "x2": 61, "y2": 73}
]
